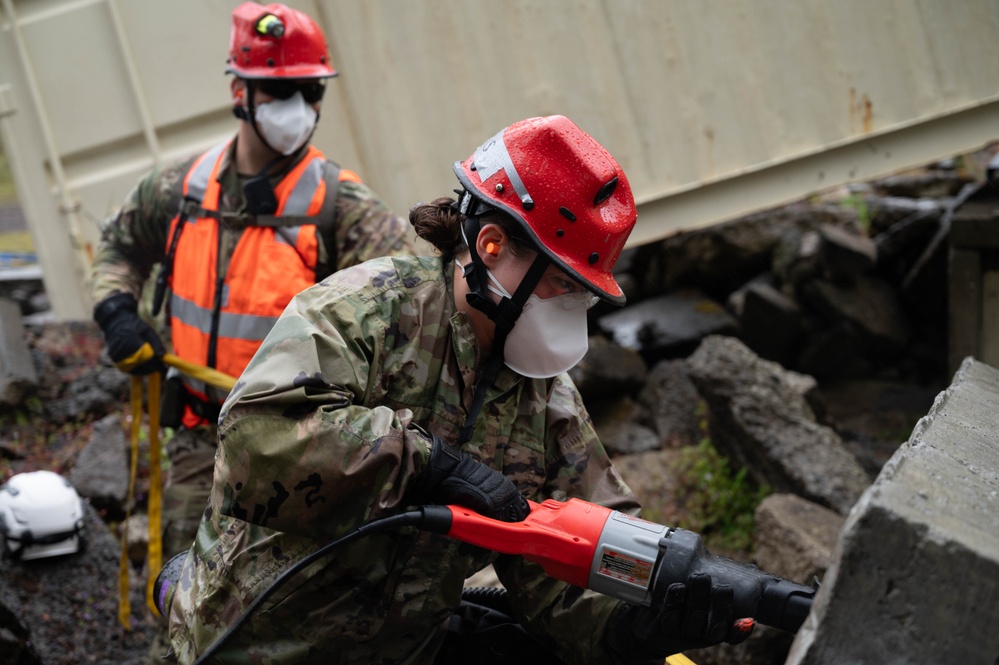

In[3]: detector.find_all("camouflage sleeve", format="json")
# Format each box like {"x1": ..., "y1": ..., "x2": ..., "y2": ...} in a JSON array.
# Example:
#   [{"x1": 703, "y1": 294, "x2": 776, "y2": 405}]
[
  {"x1": 496, "y1": 373, "x2": 640, "y2": 665},
  {"x1": 213, "y1": 271, "x2": 430, "y2": 541},
  {"x1": 330, "y1": 179, "x2": 417, "y2": 271},
  {"x1": 89, "y1": 158, "x2": 192, "y2": 305}
]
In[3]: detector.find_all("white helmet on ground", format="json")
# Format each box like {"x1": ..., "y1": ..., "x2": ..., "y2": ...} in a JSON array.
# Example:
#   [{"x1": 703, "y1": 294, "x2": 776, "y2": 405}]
[{"x1": 0, "y1": 470, "x2": 86, "y2": 561}]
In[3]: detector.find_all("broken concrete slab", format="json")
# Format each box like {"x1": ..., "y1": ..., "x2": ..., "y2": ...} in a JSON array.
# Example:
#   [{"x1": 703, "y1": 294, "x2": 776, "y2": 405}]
[
  {"x1": 687, "y1": 336, "x2": 871, "y2": 514},
  {"x1": 787, "y1": 357, "x2": 999, "y2": 665},
  {"x1": 0, "y1": 297, "x2": 38, "y2": 406},
  {"x1": 598, "y1": 290, "x2": 738, "y2": 360},
  {"x1": 817, "y1": 224, "x2": 877, "y2": 284}
]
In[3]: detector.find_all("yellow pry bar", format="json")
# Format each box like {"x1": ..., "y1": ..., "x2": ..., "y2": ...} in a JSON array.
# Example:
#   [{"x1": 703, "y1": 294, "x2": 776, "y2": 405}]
[
  {"x1": 666, "y1": 655, "x2": 698, "y2": 665},
  {"x1": 163, "y1": 353, "x2": 237, "y2": 392}
]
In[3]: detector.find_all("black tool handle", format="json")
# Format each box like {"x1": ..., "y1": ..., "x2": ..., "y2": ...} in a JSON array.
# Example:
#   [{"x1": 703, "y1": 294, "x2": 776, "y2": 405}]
[{"x1": 653, "y1": 528, "x2": 816, "y2": 633}]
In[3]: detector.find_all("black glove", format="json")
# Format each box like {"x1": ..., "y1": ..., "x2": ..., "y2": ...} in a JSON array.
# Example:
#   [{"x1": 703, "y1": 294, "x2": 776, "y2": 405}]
[
  {"x1": 604, "y1": 573, "x2": 755, "y2": 663},
  {"x1": 94, "y1": 293, "x2": 166, "y2": 375},
  {"x1": 410, "y1": 432, "x2": 530, "y2": 523}
]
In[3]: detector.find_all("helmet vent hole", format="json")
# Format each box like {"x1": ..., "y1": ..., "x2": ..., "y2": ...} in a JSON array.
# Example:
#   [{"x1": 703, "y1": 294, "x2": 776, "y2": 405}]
[
  {"x1": 588, "y1": 252, "x2": 599, "y2": 264},
  {"x1": 559, "y1": 206, "x2": 576, "y2": 221},
  {"x1": 594, "y1": 176, "x2": 619, "y2": 205},
  {"x1": 320, "y1": 56, "x2": 327, "y2": 63},
  {"x1": 523, "y1": 200, "x2": 534, "y2": 211},
  {"x1": 557, "y1": 229, "x2": 565, "y2": 237},
  {"x1": 267, "y1": 58, "x2": 275, "y2": 66}
]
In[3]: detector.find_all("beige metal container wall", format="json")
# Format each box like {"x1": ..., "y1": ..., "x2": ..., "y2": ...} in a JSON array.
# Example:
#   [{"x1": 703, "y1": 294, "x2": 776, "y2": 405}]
[{"x1": 1, "y1": 0, "x2": 998, "y2": 319}]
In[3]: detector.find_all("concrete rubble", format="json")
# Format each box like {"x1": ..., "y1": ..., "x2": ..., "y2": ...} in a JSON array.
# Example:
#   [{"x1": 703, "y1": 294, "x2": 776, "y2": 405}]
[{"x1": 787, "y1": 358, "x2": 999, "y2": 665}]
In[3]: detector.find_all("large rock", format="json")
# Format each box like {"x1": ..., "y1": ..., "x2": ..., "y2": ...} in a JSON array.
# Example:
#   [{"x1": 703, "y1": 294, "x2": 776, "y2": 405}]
[
  {"x1": 687, "y1": 336, "x2": 871, "y2": 514},
  {"x1": 569, "y1": 335, "x2": 648, "y2": 401},
  {"x1": 69, "y1": 413, "x2": 130, "y2": 518},
  {"x1": 731, "y1": 279, "x2": 805, "y2": 367},
  {"x1": 754, "y1": 493, "x2": 844, "y2": 586},
  {"x1": 799, "y1": 276, "x2": 910, "y2": 355},
  {"x1": 598, "y1": 290, "x2": 738, "y2": 361},
  {"x1": 638, "y1": 360, "x2": 703, "y2": 448},
  {"x1": 787, "y1": 358, "x2": 999, "y2": 665},
  {"x1": 816, "y1": 224, "x2": 876, "y2": 284}
]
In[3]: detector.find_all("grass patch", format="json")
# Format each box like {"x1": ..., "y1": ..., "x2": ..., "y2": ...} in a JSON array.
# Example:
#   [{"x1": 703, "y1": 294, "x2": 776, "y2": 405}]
[
  {"x1": 840, "y1": 193, "x2": 871, "y2": 234},
  {"x1": 670, "y1": 404, "x2": 770, "y2": 554}
]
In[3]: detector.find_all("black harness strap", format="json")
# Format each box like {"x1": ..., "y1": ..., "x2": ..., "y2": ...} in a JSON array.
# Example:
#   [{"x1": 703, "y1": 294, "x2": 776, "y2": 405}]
[
  {"x1": 151, "y1": 197, "x2": 201, "y2": 317},
  {"x1": 314, "y1": 161, "x2": 342, "y2": 280}
]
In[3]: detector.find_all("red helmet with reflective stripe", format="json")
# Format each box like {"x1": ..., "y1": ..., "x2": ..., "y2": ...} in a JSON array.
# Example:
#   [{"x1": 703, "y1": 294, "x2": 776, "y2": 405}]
[
  {"x1": 226, "y1": 2, "x2": 337, "y2": 79},
  {"x1": 453, "y1": 116, "x2": 637, "y2": 305}
]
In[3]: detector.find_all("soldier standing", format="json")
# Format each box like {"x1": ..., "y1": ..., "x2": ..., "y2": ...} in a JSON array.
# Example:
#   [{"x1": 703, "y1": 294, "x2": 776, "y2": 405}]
[
  {"x1": 166, "y1": 116, "x2": 750, "y2": 664},
  {"x1": 90, "y1": 1, "x2": 414, "y2": 566}
]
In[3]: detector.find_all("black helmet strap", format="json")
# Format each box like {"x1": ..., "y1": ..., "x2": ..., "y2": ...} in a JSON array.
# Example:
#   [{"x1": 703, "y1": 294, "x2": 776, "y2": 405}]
[{"x1": 455, "y1": 195, "x2": 550, "y2": 444}]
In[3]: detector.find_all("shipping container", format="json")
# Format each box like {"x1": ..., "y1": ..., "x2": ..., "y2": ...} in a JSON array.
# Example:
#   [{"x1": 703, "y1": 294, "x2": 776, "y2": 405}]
[{"x1": 2, "y1": 0, "x2": 997, "y2": 318}]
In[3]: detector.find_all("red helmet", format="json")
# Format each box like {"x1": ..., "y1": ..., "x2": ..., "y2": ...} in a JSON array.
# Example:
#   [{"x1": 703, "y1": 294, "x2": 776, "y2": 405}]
[
  {"x1": 454, "y1": 116, "x2": 636, "y2": 304},
  {"x1": 226, "y1": 2, "x2": 337, "y2": 79}
]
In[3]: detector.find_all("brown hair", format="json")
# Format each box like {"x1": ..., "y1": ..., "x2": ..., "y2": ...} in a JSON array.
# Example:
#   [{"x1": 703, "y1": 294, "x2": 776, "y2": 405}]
[{"x1": 409, "y1": 196, "x2": 533, "y2": 263}]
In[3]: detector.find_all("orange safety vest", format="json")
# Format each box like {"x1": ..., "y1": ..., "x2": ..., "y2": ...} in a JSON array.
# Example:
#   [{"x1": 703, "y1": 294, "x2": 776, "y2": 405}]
[{"x1": 164, "y1": 140, "x2": 360, "y2": 426}]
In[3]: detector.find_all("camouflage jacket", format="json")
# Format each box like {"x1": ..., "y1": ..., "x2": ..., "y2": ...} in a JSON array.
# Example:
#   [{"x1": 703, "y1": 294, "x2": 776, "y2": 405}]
[
  {"x1": 90, "y1": 139, "x2": 415, "y2": 307},
  {"x1": 169, "y1": 256, "x2": 641, "y2": 665}
]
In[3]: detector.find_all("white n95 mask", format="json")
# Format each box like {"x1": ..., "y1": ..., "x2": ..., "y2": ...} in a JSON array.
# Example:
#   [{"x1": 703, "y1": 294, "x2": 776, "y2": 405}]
[
  {"x1": 486, "y1": 270, "x2": 591, "y2": 379},
  {"x1": 254, "y1": 91, "x2": 318, "y2": 156}
]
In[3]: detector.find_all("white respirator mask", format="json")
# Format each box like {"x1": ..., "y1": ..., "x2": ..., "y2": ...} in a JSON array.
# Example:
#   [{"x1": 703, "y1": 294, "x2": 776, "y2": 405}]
[
  {"x1": 485, "y1": 269, "x2": 592, "y2": 379},
  {"x1": 253, "y1": 91, "x2": 318, "y2": 156}
]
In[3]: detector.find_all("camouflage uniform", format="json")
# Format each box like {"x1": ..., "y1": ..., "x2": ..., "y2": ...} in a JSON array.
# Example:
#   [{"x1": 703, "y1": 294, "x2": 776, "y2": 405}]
[
  {"x1": 90, "y1": 140, "x2": 415, "y2": 561},
  {"x1": 168, "y1": 255, "x2": 640, "y2": 665}
]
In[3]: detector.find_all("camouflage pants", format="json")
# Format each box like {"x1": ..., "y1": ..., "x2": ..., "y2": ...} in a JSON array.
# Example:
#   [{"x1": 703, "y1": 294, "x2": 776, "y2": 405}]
[{"x1": 162, "y1": 425, "x2": 218, "y2": 559}]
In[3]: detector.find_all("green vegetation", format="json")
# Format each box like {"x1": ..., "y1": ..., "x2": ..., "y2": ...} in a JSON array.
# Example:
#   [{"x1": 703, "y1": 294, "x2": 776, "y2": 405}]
[
  {"x1": 840, "y1": 192, "x2": 871, "y2": 234},
  {"x1": 670, "y1": 403, "x2": 770, "y2": 554}
]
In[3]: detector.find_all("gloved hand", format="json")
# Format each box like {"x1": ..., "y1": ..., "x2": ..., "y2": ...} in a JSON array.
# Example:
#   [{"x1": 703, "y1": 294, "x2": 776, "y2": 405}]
[
  {"x1": 93, "y1": 293, "x2": 166, "y2": 375},
  {"x1": 604, "y1": 573, "x2": 755, "y2": 663},
  {"x1": 409, "y1": 432, "x2": 530, "y2": 523}
]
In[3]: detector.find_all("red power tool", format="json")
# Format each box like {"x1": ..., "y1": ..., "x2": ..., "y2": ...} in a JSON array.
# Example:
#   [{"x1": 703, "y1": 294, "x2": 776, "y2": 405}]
[{"x1": 433, "y1": 498, "x2": 816, "y2": 633}]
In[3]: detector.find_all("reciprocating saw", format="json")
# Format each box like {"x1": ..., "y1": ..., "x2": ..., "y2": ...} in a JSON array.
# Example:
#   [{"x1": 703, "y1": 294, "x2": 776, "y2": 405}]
[
  {"x1": 154, "y1": 496, "x2": 817, "y2": 663},
  {"x1": 421, "y1": 497, "x2": 817, "y2": 634}
]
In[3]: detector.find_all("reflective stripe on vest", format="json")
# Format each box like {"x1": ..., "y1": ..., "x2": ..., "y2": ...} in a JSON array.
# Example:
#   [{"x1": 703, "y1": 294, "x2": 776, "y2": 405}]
[
  {"x1": 169, "y1": 292, "x2": 280, "y2": 341},
  {"x1": 167, "y1": 141, "x2": 334, "y2": 402}
]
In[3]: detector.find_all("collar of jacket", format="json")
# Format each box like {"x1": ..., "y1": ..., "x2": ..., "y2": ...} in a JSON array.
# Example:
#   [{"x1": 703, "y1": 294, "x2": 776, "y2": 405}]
[{"x1": 444, "y1": 258, "x2": 526, "y2": 401}]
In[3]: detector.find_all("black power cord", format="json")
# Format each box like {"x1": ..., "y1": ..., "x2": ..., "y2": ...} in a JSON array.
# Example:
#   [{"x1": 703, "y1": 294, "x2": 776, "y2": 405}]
[{"x1": 192, "y1": 505, "x2": 453, "y2": 664}]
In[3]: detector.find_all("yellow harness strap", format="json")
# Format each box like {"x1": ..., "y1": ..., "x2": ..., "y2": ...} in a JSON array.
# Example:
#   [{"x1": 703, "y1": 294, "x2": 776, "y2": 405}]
[
  {"x1": 117, "y1": 354, "x2": 235, "y2": 628},
  {"x1": 666, "y1": 654, "x2": 698, "y2": 665},
  {"x1": 118, "y1": 372, "x2": 163, "y2": 628}
]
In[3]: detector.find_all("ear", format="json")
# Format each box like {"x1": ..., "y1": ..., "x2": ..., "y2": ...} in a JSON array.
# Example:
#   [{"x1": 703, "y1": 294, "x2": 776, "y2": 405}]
[
  {"x1": 231, "y1": 78, "x2": 246, "y2": 104},
  {"x1": 475, "y1": 224, "x2": 507, "y2": 269}
]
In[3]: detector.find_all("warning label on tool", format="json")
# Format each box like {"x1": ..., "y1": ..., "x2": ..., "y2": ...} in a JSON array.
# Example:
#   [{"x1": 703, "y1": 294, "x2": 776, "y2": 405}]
[{"x1": 597, "y1": 550, "x2": 653, "y2": 588}]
